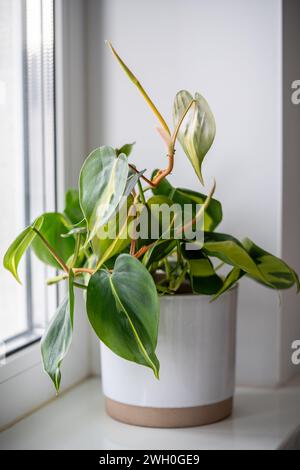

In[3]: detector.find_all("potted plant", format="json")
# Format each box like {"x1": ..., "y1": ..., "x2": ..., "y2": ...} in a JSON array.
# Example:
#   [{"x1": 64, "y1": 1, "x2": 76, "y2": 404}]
[{"x1": 4, "y1": 43, "x2": 299, "y2": 428}]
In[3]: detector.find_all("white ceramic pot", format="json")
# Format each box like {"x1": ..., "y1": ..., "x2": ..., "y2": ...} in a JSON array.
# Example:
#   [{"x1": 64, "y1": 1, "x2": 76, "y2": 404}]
[{"x1": 101, "y1": 286, "x2": 238, "y2": 428}]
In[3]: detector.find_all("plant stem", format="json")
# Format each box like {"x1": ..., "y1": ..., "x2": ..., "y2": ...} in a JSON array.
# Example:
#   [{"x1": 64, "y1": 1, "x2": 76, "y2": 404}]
[
  {"x1": 170, "y1": 99, "x2": 195, "y2": 150},
  {"x1": 130, "y1": 239, "x2": 136, "y2": 256},
  {"x1": 137, "y1": 179, "x2": 146, "y2": 205},
  {"x1": 106, "y1": 41, "x2": 170, "y2": 136},
  {"x1": 134, "y1": 241, "x2": 156, "y2": 259},
  {"x1": 128, "y1": 101, "x2": 196, "y2": 190},
  {"x1": 73, "y1": 267, "x2": 94, "y2": 275},
  {"x1": 71, "y1": 233, "x2": 81, "y2": 269},
  {"x1": 128, "y1": 164, "x2": 156, "y2": 188},
  {"x1": 176, "y1": 240, "x2": 182, "y2": 265},
  {"x1": 73, "y1": 281, "x2": 88, "y2": 290},
  {"x1": 164, "y1": 258, "x2": 171, "y2": 280},
  {"x1": 47, "y1": 273, "x2": 69, "y2": 285},
  {"x1": 215, "y1": 262, "x2": 225, "y2": 271},
  {"x1": 176, "y1": 179, "x2": 216, "y2": 235},
  {"x1": 151, "y1": 100, "x2": 195, "y2": 187},
  {"x1": 32, "y1": 228, "x2": 69, "y2": 273}
]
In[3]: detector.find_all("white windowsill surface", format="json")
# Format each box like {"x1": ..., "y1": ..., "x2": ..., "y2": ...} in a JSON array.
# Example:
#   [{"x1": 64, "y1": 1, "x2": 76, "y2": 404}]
[{"x1": 0, "y1": 377, "x2": 300, "y2": 450}]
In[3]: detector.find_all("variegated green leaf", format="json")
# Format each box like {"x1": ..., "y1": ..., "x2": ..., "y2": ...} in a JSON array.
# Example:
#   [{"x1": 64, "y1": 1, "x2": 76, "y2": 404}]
[
  {"x1": 173, "y1": 90, "x2": 216, "y2": 185},
  {"x1": 41, "y1": 293, "x2": 74, "y2": 392},
  {"x1": 79, "y1": 146, "x2": 129, "y2": 242},
  {"x1": 243, "y1": 238, "x2": 300, "y2": 291},
  {"x1": 94, "y1": 197, "x2": 134, "y2": 270},
  {"x1": 203, "y1": 232, "x2": 265, "y2": 281}
]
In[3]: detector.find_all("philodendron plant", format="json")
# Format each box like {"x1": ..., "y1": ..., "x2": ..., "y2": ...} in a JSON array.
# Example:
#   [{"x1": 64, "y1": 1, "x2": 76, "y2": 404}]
[{"x1": 4, "y1": 43, "x2": 299, "y2": 391}]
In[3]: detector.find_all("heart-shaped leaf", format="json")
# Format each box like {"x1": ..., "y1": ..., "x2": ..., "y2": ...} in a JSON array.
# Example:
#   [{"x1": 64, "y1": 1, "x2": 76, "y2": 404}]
[
  {"x1": 3, "y1": 216, "x2": 44, "y2": 283},
  {"x1": 173, "y1": 90, "x2": 216, "y2": 185},
  {"x1": 31, "y1": 213, "x2": 75, "y2": 269},
  {"x1": 79, "y1": 146, "x2": 129, "y2": 242},
  {"x1": 41, "y1": 293, "x2": 74, "y2": 392},
  {"x1": 87, "y1": 254, "x2": 160, "y2": 377}
]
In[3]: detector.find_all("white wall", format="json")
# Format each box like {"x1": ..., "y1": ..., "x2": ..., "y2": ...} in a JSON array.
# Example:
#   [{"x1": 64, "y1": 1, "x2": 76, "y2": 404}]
[
  {"x1": 85, "y1": 0, "x2": 299, "y2": 386},
  {"x1": 281, "y1": 0, "x2": 300, "y2": 383}
]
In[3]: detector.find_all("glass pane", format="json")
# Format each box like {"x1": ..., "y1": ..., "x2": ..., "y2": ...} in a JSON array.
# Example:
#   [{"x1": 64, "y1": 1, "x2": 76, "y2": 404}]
[{"x1": 0, "y1": 0, "x2": 27, "y2": 342}]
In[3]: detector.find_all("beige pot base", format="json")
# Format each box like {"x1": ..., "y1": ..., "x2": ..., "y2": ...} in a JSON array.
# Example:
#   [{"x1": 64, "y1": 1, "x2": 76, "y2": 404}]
[{"x1": 105, "y1": 397, "x2": 233, "y2": 428}]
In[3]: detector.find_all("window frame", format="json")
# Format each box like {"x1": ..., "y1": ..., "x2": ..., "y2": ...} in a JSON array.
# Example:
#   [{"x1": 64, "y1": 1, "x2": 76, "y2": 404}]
[
  {"x1": 1, "y1": 0, "x2": 58, "y2": 353},
  {"x1": 0, "y1": 0, "x2": 90, "y2": 431}
]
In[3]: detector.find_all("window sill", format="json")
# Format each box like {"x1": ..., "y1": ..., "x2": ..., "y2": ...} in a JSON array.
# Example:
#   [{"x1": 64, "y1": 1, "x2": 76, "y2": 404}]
[
  {"x1": 1, "y1": 377, "x2": 300, "y2": 450},
  {"x1": 4, "y1": 329, "x2": 43, "y2": 358}
]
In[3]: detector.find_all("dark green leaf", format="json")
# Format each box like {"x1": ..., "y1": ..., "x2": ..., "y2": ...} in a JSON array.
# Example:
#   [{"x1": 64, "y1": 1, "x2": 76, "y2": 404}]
[
  {"x1": 41, "y1": 295, "x2": 73, "y2": 392},
  {"x1": 116, "y1": 142, "x2": 135, "y2": 157},
  {"x1": 87, "y1": 254, "x2": 160, "y2": 377},
  {"x1": 152, "y1": 172, "x2": 222, "y2": 231},
  {"x1": 3, "y1": 216, "x2": 44, "y2": 283},
  {"x1": 181, "y1": 244, "x2": 223, "y2": 294},
  {"x1": 64, "y1": 189, "x2": 84, "y2": 225},
  {"x1": 31, "y1": 213, "x2": 75, "y2": 270},
  {"x1": 174, "y1": 188, "x2": 222, "y2": 232},
  {"x1": 143, "y1": 239, "x2": 177, "y2": 268}
]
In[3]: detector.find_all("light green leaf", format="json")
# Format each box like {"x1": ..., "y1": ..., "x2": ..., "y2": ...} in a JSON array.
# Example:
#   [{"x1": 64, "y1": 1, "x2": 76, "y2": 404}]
[
  {"x1": 61, "y1": 225, "x2": 87, "y2": 238},
  {"x1": 87, "y1": 254, "x2": 160, "y2": 377},
  {"x1": 41, "y1": 295, "x2": 73, "y2": 392},
  {"x1": 107, "y1": 41, "x2": 170, "y2": 135},
  {"x1": 203, "y1": 232, "x2": 264, "y2": 281},
  {"x1": 94, "y1": 196, "x2": 133, "y2": 269},
  {"x1": 124, "y1": 168, "x2": 145, "y2": 198},
  {"x1": 79, "y1": 146, "x2": 129, "y2": 242},
  {"x1": 173, "y1": 90, "x2": 216, "y2": 185},
  {"x1": 211, "y1": 267, "x2": 244, "y2": 301},
  {"x1": 243, "y1": 238, "x2": 300, "y2": 291},
  {"x1": 31, "y1": 213, "x2": 75, "y2": 270},
  {"x1": 3, "y1": 216, "x2": 44, "y2": 283}
]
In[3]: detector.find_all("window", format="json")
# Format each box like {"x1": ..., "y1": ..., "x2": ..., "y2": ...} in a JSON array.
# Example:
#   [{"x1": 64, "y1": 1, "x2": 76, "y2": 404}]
[{"x1": 0, "y1": 0, "x2": 57, "y2": 354}]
